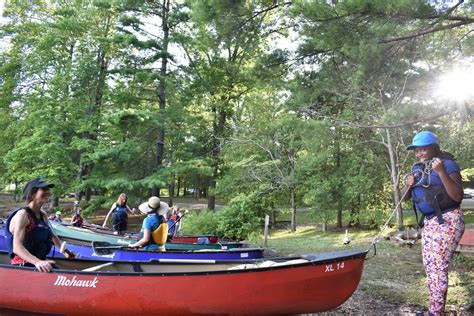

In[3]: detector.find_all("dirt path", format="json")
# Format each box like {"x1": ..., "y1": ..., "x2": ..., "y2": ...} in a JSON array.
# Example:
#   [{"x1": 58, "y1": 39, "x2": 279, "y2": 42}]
[{"x1": 310, "y1": 288, "x2": 473, "y2": 315}]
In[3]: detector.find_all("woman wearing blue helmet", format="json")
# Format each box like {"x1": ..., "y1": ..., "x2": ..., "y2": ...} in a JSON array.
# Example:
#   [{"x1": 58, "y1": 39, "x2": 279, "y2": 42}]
[{"x1": 403, "y1": 131, "x2": 465, "y2": 315}]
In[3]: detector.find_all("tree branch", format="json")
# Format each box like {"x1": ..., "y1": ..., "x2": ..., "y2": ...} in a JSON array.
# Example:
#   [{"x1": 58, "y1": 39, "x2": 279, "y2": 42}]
[
  {"x1": 379, "y1": 20, "x2": 472, "y2": 44},
  {"x1": 300, "y1": 108, "x2": 449, "y2": 129}
]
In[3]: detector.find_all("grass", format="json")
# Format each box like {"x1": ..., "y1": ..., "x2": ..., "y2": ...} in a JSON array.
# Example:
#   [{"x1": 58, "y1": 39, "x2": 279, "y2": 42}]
[{"x1": 249, "y1": 224, "x2": 474, "y2": 311}]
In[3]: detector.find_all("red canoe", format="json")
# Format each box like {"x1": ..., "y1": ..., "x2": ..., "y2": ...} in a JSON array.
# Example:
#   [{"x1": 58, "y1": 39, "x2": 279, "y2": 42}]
[
  {"x1": 172, "y1": 234, "x2": 219, "y2": 244},
  {"x1": 0, "y1": 249, "x2": 367, "y2": 315},
  {"x1": 456, "y1": 229, "x2": 474, "y2": 253}
]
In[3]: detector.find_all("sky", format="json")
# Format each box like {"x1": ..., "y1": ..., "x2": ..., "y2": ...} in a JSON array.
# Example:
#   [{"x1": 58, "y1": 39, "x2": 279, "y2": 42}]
[{"x1": 0, "y1": 0, "x2": 10, "y2": 52}]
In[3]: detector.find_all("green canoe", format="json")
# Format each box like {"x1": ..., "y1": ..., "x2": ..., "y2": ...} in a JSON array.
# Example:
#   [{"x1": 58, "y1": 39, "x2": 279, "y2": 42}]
[{"x1": 50, "y1": 222, "x2": 244, "y2": 250}]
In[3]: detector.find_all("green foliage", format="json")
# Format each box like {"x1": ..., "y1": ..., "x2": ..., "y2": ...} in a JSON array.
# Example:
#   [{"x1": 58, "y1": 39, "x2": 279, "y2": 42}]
[
  {"x1": 182, "y1": 210, "x2": 220, "y2": 236},
  {"x1": 215, "y1": 194, "x2": 265, "y2": 240},
  {"x1": 82, "y1": 196, "x2": 109, "y2": 217},
  {"x1": 183, "y1": 194, "x2": 267, "y2": 240}
]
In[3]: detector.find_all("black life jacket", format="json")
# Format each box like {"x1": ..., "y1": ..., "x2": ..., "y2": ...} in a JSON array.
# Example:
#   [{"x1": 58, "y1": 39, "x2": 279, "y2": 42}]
[
  {"x1": 4, "y1": 207, "x2": 53, "y2": 260},
  {"x1": 411, "y1": 159, "x2": 461, "y2": 226}
]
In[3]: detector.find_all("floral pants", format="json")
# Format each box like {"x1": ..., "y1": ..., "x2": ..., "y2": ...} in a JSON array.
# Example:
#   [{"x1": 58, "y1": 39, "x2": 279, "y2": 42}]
[{"x1": 421, "y1": 209, "x2": 464, "y2": 316}]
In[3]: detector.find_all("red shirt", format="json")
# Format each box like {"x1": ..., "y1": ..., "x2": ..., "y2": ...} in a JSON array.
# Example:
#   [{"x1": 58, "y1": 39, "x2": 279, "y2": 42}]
[
  {"x1": 11, "y1": 212, "x2": 36, "y2": 265},
  {"x1": 72, "y1": 214, "x2": 84, "y2": 227}
]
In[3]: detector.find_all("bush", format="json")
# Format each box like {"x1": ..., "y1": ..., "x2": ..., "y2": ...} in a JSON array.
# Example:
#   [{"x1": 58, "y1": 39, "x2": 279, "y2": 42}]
[
  {"x1": 182, "y1": 194, "x2": 267, "y2": 240},
  {"x1": 216, "y1": 194, "x2": 264, "y2": 240},
  {"x1": 183, "y1": 209, "x2": 220, "y2": 235}
]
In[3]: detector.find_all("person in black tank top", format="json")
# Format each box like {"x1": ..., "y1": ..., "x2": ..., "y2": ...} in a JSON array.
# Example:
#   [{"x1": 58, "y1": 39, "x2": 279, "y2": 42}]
[
  {"x1": 6, "y1": 178, "x2": 75, "y2": 272},
  {"x1": 102, "y1": 193, "x2": 136, "y2": 235}
]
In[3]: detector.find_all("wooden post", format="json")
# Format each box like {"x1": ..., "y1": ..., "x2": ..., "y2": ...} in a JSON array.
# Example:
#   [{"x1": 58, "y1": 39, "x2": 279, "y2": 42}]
[{"x1": 264, "y1": 214, "x2": 270, "y2": 247}]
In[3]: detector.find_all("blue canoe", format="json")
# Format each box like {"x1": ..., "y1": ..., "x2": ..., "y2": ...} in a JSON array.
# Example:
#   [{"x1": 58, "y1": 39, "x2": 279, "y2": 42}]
[
  {"x1": 49, "y1": 222, "x2": 246, "y2": 250},
  {"x1": 57, "y1": 241, "x2": 264, "y2": 261},
  {"x1": 0, "y1": 223, "x2": 263, "y2": 262}
]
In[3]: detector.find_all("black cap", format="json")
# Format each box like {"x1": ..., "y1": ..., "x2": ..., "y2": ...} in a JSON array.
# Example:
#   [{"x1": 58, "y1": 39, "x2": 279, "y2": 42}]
[{"x1": 23, "y1": 178, "x2": 55, "y2": 200}]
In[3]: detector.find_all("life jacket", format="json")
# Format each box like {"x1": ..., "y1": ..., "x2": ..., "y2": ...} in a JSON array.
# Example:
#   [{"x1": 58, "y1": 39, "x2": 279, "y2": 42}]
[
  {"x1": 4, "y1": 207, "x2": 53, "y2": 261},
  {"x1": 113, "y1": 204, "x2": 128, "y2": 221},
  {"x1": 151, "y1": 223, "x2": 168, "y2": 247},
  {"x1": 139, "y1": 213, "x2": 165, "y2": 248},
  {"x1": 72, "y1": 214, "x2": 83, "y2": 227},
  {"x1": 411, "y1": 159, "x2": 461, "y2": 225}
]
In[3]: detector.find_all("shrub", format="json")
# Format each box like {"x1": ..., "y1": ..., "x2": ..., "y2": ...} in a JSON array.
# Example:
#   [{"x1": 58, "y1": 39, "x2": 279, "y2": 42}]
[
  {"x1": 216, "y1": 194, "x2": 264, "y2": 240},
  {"x1": 183, "y1": 209, "x2": 220, "y2": 235}
]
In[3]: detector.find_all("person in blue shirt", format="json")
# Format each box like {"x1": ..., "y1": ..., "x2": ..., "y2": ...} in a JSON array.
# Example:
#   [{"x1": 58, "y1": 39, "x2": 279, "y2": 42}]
[
  {"x1": 402, "y1": 131, "x2": 465, "y2": 316},
  {"x1": 129, "y1": 196, "x2": 169, "y2": 251}
]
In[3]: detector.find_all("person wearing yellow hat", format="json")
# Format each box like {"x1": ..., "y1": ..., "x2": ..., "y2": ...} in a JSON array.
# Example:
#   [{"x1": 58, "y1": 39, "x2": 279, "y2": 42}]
[
  {"x1": 402, "y1": 131, "x2": 465, "y2": 315},
  {"x1": 129, "y1": 196, "x2": 169, "y2": 250}
]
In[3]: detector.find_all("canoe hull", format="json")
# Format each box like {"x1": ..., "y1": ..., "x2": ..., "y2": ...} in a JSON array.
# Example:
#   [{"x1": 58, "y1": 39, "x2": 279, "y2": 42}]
[
  {"x1": 172, "y1": 235, "x2": 219, "y2": 244},
  {"x1": 0, "y1": 250, "x2": 366, "y2": 315}
]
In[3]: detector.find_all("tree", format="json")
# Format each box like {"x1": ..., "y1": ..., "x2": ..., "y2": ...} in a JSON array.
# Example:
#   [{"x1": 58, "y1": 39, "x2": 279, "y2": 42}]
[
  {"x1": 183, "y1": 0, "x2": 287, "y2": 209},
  {"x1": 290, "y1": 0, "x2": 473, "y2": 229}
]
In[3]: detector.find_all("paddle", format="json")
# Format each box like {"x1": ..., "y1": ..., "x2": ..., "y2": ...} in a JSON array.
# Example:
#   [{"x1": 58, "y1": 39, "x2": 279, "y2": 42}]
[
  {"x1": 91, "y1": 241, "x2": 132, "y2": 256},
  {"x1": 82, "y1": 262, "x2": 114, "y2": 272},
  {"x1": 168, "y1": 210, "x2": 188, "y2": 239}
]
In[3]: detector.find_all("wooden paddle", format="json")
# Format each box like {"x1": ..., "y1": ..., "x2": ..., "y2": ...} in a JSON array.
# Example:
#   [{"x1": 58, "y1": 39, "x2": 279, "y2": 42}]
[{"x1": 82, "y1": 262, "x2": 114, "y2": 272}]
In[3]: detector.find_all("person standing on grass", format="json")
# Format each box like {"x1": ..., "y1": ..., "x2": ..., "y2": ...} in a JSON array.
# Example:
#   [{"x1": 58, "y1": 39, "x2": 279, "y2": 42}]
[
  {"x1": 103, "y1": 193, "x2": 136, "y2": 235},
  {"x1": 402, "y1": 131, "x2": 465, "y2": 316}
]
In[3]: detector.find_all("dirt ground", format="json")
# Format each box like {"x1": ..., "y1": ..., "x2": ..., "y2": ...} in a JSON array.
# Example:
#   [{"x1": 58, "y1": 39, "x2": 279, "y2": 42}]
[{"x1": 310, "y1": 289, "x2": 473, "y2": 315}]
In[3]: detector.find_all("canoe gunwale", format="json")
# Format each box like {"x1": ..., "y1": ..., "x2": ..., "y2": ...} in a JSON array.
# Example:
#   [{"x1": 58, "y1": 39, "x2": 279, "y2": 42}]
[{"x1": 0, "y1": 249, "x2": 367, "y2": 277}]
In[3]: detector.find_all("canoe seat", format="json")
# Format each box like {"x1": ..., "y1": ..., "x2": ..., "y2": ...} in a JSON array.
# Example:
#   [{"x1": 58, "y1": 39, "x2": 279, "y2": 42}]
[
  {"x1": 228, "y1": 259, "x2": 309, "y2": 270},
  {"x1": 228, "y1": 264, "x2": 258, "y2": 270},
  {"x1": 257, "y1": 261, "x2": 277, "y2": 268},
  {"x1": 270, "y1": 259, "x2": 308, "y2": 267}
]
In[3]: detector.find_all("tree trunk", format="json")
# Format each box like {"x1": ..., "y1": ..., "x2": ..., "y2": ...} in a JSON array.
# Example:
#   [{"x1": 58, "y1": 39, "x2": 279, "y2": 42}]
[
  {"x1": 176, "y1": 176, "x2": 181, "y2": 197},
  {"x1": 14, "y1": 179, "x2": 19, "y2": 202},
  {"x1": 335, "y1": 130, "x2": 343, "y2": 228},
  {"x1": 208, "y1": 106, "x2": 226, "y2": 210},
  {"x1": 386, "y1": 128, "x2": 403, "y2": 230},
  {"x1": 290, "y1": 187, "x2": 296, "y2": 232},
  {"x1": 168, "y1": 174, "x2": 175, "y2": 207},
  {"x1": 85, "y1": 188, "x2": 92, "y2": 202},
  {"x1": 152, "y1": 0, "x2": 170, "y2": 197},
  {"x1": 207, "y1": 177, "x2": 216, "y2": 210},
  {"x1": 195, "y1": 175, "x2": 201, "y2": 198},
  {"x1": 52, "y1": 196, "x2": 59, "y2": 207}
]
